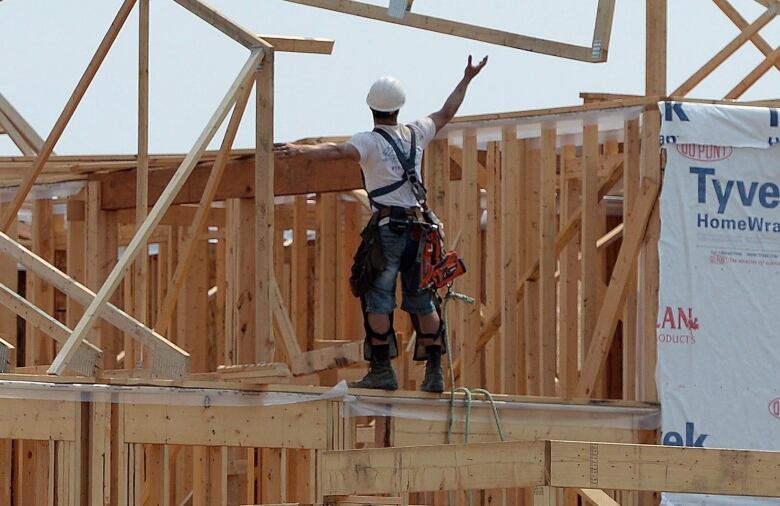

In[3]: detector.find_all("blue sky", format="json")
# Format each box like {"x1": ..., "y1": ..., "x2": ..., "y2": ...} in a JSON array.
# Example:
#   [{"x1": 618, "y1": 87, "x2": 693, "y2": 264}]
[{"x1": 2, "y1": 0, "x2": 780, "y2": 155}]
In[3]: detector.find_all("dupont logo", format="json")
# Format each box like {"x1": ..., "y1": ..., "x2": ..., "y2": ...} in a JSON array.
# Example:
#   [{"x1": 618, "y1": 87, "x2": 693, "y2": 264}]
[
  {"x1": 676, "y1": 144, "x2": 733, "y2": 162},
  {"x1": 770, "y1": 398, "x2": 780, "y2": 420},
  {"x1": 657, "y1": 306, "x2": 699, "y2": 345}
]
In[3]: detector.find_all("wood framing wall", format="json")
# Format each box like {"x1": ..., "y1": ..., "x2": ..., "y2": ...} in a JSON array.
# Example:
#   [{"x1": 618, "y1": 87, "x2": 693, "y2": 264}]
[{"x1": 6, "y1": 0, "x2": 780, "y2": 503}]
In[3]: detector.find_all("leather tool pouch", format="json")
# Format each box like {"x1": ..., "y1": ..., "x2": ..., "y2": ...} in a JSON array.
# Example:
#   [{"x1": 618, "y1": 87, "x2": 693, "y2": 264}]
[{"x1": 349, "y1": 215, "x2": 386, "y2": 298}]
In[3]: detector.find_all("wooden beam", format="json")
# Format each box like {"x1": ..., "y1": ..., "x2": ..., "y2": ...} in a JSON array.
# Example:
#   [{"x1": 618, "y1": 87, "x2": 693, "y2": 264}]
[
  {"x1": 460, "y1": 133, "x2": 480, "y2": 386},
  {"x1": 116, "y1": 205, "x2": 226, "y2": 227},
  {"x1": 559, "y1": 144, "x2": 579, "y2": 397},
  {"x1": 591, "y1": 0, "x2": 616, "y2": 61},
  {"x1": 172, "y1": 0, "x2": 272, "y2": 48},
  {"x1": 575, "y1": 179, "x2": 659, "y2": 398},
  {"x1": 154, "y1": 77, "x2": 252, "y2": 334},
  {"x1": 576, "y1": 488, "x2": 621, "y2": 506},
  {"x1": 255, "y1": 50, "x2": 276, "y2": 363},
  {"x1": 0, "y1": 230, "x2": 189, "y2": 375},
  {"x1": 271, "y1": 277, "x2": 304, "y2": 358},
  {"x1": 581, "y1": 124, "x2": 600, "y2": 366},
  {"x1": 282, "y1": 0, "x2": 595, "y2": 61},
  {"x1": 0, "y1": 0, "x2": 137, "y2": 231},
  {"x1": 320, "y1": 441, "x2": 548, "y2": 495},
  {"x1": 500, "y1": 129, "x2": 520, "y2": 394},
  {"x1": 48, "y1": 50, "x2": 262, "y2": 375},
  {"x1": 135, "y1": 0, "x2": 150, "y2": 338},
  {"x1": 95, "y1": 156, "x2": 363, "y2": 209},
  {"x1": 642, "y1": 0, "x2": 666, "y2": 406},
  {"x1": 672, "y1": 6, "x2": 777, "y2": 96},
  {"x1": 549, "y1": 441, "x2": 780, "y2": 497},
  {"x1": 725, "y1": 43, "x2": 780, "y2": 98},
  {"x1": 290, "y1": 341, "x2": 362, "y2": 376},
  {"x1": 257, "y1": 34, "x2": 334, "y2": 54},
  {"x1": 0, "y1": 93, "x2": 45, "y2": 154},
  {"x1": 538, "y1": 128, "x2": 557, "y2": 395},
  {"x1": 622, "y1": 118, "x2": 640, "y2": 401},
  {"x1": 0, "y1": 282, "x2": 101, "y2": 375},
  {"x1": 0, "y1": 110, "x2": 35, "y2": 156},
  {"x1": 714, "y1": 0, "x2": 780, "y2": 73}
]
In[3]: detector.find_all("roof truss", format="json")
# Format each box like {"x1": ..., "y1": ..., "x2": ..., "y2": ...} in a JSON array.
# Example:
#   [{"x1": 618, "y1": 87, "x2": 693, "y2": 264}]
[{"x1": 282, "y1": 0, "x2": 617, "y2": 62}]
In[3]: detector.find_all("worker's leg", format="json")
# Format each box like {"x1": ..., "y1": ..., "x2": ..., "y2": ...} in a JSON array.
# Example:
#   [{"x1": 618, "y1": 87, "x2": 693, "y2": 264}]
[
  {"x1": 401, "y1": 260, "x2": 445, "y2": 393},
  {"x1": 350, "y1": 225, "x2": 406, "y2": 390}
]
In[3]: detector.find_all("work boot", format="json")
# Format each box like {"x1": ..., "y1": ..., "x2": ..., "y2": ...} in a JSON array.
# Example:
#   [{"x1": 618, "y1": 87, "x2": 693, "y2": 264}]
[
  {"x1": 349, "y1": 345, "x2": 398, "y2": 390},
  {"x1": 420, "y1": 345, "x2": 444, "y2": 393}
]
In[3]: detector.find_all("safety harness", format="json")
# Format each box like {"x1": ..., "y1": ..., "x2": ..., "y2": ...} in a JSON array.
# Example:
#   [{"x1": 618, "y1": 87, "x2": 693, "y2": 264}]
[
  {"x1": 366, "y1": 126, "x2": 427, "y2": 209},
  {"x1": 370, "y1": 125, "x2": 466, "y2": 290}
]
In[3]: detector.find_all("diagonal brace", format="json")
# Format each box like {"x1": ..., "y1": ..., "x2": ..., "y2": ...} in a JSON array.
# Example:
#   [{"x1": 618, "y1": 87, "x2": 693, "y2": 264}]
[{"x1": 48, "y1": 50, "x2": 263, "y2": 375}]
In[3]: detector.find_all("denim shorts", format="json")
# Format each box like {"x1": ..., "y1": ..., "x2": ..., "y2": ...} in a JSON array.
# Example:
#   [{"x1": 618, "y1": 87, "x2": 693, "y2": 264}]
[{"x1": 363, "y1": 224, "x2": 437, "y2": 315}]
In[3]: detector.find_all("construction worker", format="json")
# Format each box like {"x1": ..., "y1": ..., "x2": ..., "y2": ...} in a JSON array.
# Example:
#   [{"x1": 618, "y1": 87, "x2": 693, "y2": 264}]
[{"x1": 274, "y1": 55, "x2": 488, "y2": 392}]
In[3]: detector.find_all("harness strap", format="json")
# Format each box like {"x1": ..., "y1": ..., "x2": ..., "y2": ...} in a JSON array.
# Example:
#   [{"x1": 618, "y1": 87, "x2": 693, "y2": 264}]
[{"x1": 366, "y1": 125, "x2": 427, "y2": 208}]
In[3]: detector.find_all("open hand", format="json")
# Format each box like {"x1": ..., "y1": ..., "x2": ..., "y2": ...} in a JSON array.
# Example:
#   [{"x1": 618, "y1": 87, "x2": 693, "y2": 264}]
[
  {"x1": 273, "y1": 142, "x2": 302, "y2": 158},
  {"x1": 464, "y1": 55, "x2": 488, "y2": 81}
]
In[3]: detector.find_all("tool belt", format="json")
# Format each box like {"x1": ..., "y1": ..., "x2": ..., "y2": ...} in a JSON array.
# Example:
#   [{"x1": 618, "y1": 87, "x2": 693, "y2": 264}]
[
  {"x1": 350, "y1": 124, "x2": 466, "y2": 298},
  {"x1": 349, "y1": 212, "x2": 386, "y2": 298}
]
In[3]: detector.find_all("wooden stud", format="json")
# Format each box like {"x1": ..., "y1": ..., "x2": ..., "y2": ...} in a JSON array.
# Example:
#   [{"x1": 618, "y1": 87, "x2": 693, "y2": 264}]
[
  {"x1": 539, "y1": 127, "x2": 557, "y2": 396},
  {"x1": 484, "y1": 140, "x2": 502, "y2": 393},
  {"x1": 48, "y1": 50, "x2": 261, "y2": 375},
  {"x1": 316, "y1": 193, "x2": 338, "y2": 344},
  {"x1": 460, "y1": 133, "x2": 480, "y2": 386},
  {"x1": 501, "y1": 129, "x2": 521, "y2": 394},
  {"x1": 28, "y1": 199, "x2": 56, "y2": 366},
  {"x1": 255, "y1": 50, "x2": 276, "y2": 363},
  {"x1": 0, "y1": 203, "x2": 18, "y2": 370},
  {"x1": 533, "y1": 486, "x2": 558, "y2": 506},
  {"x1": 291, "y1": 196, "x2": 310, "y2": 352},
  {"x1": 177, "y1": 236, "x2": 210, "y2": 372},
  {"x1": 226, "y1": 198, "x2": 256, "y2": 364},
  {"x1": 134, "y1": 0, "x2": 150, "y2": 368},
  {"x1": 622, "y1": 119, "x2": 640, "y2": 401},
  {"x1": 523, "y1": 142, "x2": 540, "y2": 395},
  {"x1": 581, "y1": 124, "x2": 600, "y2": 375},
  {"x1": 559, "y1": 145, "x2": 579, "y2": 397}
]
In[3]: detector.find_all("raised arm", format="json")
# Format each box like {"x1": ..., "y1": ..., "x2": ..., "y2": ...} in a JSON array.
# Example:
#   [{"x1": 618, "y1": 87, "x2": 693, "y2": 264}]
[
  {"x1": 273, "y1": 142, "x2": 360, "y2": 162},
  {"x1": 430, "y1": 55, "x2": 488, "y2": 133}
]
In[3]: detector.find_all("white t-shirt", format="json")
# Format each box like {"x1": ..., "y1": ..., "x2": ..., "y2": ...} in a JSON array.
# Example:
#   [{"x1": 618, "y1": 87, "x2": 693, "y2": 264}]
[{"x1": 347, "y1": 116, "x2": 437, "y2": 209}]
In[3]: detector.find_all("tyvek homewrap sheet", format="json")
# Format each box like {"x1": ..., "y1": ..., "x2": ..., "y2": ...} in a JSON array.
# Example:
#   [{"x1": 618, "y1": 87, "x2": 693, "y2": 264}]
[{"x1": 658, "y1": 102, "x2": 780, "y2": 505}]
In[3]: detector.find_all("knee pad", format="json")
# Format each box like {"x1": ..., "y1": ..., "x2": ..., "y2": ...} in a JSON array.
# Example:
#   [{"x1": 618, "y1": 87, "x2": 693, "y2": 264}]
[
  {"x1": 361, "y1": 306, "x2": 398, "y2": 361},
  {"x1": 410, "y1": 308, "x2": 447, "y2": 362}
]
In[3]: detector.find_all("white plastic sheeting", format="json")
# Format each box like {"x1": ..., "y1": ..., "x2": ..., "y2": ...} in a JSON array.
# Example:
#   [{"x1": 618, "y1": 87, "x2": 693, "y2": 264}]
[{"x1": 658, "y1": 102, "x2": 780, "y2": 506}]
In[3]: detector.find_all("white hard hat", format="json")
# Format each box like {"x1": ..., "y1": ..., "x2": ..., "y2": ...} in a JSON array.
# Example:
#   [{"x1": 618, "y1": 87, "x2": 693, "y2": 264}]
[{"x1": 366, "y1": 76, "x2": 406, "y2": 112}]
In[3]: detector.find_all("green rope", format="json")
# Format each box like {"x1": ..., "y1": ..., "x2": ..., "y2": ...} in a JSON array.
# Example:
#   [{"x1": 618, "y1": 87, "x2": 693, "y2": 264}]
[{"x1": 440, "y1": 285, "x2": 506, "y2": 506}]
